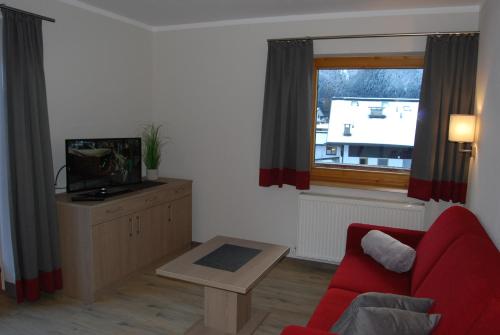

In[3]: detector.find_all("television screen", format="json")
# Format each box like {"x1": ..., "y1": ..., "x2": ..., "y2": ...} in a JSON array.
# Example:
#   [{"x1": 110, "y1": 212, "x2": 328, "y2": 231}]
[{"x1": 66, "y1": 138, "x2": 142, "y2": 193}]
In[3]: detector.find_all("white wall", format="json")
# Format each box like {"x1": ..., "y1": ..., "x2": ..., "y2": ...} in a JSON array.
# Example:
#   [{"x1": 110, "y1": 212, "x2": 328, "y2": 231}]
[
  {"x1": 152, "y1": 10, "x2": 479, "y2": 249},
  {"x1": 3, "y1": 0, "x2": 153, "y2": 187},
  {"x1": 468, "y1": 0, "x2": 500, "y2": 248}
]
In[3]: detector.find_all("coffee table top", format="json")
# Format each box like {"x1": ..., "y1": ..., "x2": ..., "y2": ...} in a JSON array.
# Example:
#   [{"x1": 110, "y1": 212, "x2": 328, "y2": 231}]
[{"x1": 156, "y1": 236, "x2": 289, "y2": 294}]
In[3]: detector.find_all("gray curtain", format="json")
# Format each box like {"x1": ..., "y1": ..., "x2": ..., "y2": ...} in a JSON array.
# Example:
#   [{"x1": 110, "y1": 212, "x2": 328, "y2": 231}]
[
  {"x1": 2, "y1": 9, "x2": 62, "y2": 302},
  {"x1": 259, "y1": 39, "x2": 313, "y2": 190},
  {"x1": 408, "y1": 34, "x2": 479, "y2": 204}
]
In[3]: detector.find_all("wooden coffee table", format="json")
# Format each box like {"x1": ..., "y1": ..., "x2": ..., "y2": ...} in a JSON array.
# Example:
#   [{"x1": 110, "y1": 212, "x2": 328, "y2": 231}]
[{"x1": 156, "y1": 236, "x2": 289, "y2": 335}]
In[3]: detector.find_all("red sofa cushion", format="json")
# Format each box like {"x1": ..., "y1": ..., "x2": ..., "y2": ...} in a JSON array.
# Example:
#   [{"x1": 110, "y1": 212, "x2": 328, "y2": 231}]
[
  {"x1": 306, "y1": 288, "x2": 358, "y2": 331},
  {"x1": 411, "y1": 206, "x2": 488, "y2": 293},
  {"x1": 413, "y1": 234, "x2": 500, "y2": 335},
  {"x1": 329, "y1": 250, "x2": 411, "y2": 295}
]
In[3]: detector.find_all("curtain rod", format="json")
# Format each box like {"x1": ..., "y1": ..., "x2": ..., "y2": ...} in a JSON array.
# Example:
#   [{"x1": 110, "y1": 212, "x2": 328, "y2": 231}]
[
  {"x1": 0, "y1": 4, "x2": 55, "y2": 23},
  {"x1": 268, "y1": 31, "x2": 479, "y2": 42}
]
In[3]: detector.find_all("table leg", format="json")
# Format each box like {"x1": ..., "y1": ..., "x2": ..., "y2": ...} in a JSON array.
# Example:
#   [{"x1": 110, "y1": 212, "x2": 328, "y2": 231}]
[
  {"x1": 185, "y1": 287, "x2": 268, "y2": 335},
  {"x1": 205, "y1": 286, "x2": 251, "y2": 333}
]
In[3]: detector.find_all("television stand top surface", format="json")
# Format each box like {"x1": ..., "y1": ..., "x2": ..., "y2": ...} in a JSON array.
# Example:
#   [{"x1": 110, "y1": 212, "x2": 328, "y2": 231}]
[
  {"x1": 56, "y1": 178, "x2": 192, "y2": 205},
  {"x1": 70, "y1": 180, "x2": 166, "y2": 202},
  {"x1": 131, "y1": 180, "x2": 166, "y2": 191}
]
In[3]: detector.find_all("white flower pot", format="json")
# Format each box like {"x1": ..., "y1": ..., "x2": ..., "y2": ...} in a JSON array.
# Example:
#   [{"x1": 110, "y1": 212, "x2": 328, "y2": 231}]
[{"x1": 146, "y1": 169, "x2": 159, "y2": 181}]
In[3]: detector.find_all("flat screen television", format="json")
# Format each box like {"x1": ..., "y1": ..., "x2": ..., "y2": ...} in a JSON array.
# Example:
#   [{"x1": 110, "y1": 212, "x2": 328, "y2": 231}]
[{"x1": 65, "y1": 138, "x2": 142, "y2": 193}]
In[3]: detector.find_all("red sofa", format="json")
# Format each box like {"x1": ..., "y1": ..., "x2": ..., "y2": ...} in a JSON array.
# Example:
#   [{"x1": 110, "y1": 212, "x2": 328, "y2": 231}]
[{"x1": 282, "y1": 206, "x2": 500, "y2": 335}]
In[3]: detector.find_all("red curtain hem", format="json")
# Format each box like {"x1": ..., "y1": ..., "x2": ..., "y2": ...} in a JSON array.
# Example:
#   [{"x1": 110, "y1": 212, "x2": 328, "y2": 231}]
[
  {"x1": 259, "y1": 168, "x2": 310, "y2": 190},
  {"x1": 16, "y1": 268, "x2": 63, "y2": 303},
  {"x1": 408, "y1": 178, "x2": 467, "y2": 204}
]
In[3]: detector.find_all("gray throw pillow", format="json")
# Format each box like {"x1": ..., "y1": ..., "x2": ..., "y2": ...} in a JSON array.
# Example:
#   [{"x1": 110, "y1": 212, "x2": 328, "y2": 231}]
[
  {"x1": 361, "y1": 230, "x2": 416, "y2": 273},
  {"x1": 331, "y1": 292, "x2": 434, "y2": 334},
  {"x1": 342, "y1": 307, "x2": 441, "y2": 335}
]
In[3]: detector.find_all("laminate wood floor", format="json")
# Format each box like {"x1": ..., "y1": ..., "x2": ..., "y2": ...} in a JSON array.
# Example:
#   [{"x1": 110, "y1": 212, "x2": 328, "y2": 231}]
[{"x1": 0, "y1": 257, "x2": 336, "y2": 335}]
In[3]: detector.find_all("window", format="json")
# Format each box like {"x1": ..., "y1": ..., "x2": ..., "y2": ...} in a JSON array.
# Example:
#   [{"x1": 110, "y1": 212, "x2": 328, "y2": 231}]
[{"x1": 311, "y1": 56, "x2": 424, "y2": 189}]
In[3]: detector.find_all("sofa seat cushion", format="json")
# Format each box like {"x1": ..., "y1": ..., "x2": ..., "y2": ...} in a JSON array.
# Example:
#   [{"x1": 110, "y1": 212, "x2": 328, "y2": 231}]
[
  {"x1": 307, "y1": 288, "x2": 359, "y2": 330},
  {"x1": 329, "y1": 250, "x2": 411, "y2": 295}
]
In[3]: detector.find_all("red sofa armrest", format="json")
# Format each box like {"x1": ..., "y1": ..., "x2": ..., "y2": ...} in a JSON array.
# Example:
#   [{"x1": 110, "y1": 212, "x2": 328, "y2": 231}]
[
  {"x1": 281, "y1": 326, "x2": 336, "y2": 335},
  {"x1": 346, "y1": 223, "x2": 426, "y2": 254}
]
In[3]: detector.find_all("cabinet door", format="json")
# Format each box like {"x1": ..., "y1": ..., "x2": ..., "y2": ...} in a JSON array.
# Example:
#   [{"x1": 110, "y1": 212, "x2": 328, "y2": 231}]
[
  {"x1": 149, "y1": 203, "x2": 173, "y2": 259},
  {"x1": 135, "y1": 206, "x2": 176, "y2": 268},
  {"x1": 134, "y1": 209, "x2": 155, "y2": 269},
  {"x1": 171, "y1": 195, "x2": 192, "y2": 251},
  {"x1": 92, "y1": 216, "x2": 134, "y2": 290},
  {"x1": 123, "y1": 215, "x2": 138, "y2": 274}
]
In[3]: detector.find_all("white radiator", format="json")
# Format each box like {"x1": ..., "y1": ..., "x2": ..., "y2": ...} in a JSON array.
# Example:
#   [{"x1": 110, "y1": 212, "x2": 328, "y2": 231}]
[{"x1": 297, "y1": 193, "x2": 426, "y2": 263}]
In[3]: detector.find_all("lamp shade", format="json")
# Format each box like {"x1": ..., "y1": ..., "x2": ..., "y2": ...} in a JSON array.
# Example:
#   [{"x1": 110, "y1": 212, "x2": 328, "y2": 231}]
[{"x1": 448, "y1": 114, "x2": 476, "y2": 143}]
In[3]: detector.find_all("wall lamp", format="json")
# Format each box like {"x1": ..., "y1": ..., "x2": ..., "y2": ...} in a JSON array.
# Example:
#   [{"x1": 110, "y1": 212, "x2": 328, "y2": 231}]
[{"x1": 448, "y1": 114, "x2": 477, "y2": 156}]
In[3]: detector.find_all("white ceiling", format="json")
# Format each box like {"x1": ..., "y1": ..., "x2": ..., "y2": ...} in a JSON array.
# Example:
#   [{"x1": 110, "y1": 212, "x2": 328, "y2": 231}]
[{"x1": 73, "y1": 0, "x2": 480, "y2": 27}]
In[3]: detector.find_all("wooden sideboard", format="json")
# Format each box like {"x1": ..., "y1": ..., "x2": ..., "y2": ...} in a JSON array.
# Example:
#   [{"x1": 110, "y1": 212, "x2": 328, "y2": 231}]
[{"x1": 56, "y1": 178, "x2": 192, "y2": 303}]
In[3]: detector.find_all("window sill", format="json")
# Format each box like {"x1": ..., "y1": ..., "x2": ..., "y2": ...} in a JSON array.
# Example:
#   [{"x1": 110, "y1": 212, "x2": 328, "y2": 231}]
[
  {"x1": 310, "y1": 166, "x2": 410, "y2": 190},
  {"x1": 310, "y1": 180, "x2": 408, "y2": 194}
]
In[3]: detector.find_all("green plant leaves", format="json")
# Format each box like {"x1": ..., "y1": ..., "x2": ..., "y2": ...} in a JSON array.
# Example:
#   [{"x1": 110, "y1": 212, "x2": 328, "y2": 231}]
[{"x1": 142, "y1": 124, "x2": 164, "y2": 169}]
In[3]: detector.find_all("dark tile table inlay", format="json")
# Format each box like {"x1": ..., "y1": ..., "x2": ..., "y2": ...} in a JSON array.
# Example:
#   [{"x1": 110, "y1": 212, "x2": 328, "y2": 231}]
[{"x1": 194, "y1": 244, "x2": 262, "y2": 272}]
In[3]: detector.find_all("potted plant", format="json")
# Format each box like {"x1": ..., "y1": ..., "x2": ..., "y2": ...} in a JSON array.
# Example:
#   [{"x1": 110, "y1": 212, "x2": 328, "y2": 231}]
[{"x1": 142, "y1": 124, "x2": 165, "y2": 180}]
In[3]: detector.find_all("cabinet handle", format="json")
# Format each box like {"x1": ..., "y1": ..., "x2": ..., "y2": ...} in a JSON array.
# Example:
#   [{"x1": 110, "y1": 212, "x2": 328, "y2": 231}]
[
  {"x1": 129, "y1": 218, "x2": 133, "y2": 237},
  {"x1": 175, "y1": 188, "x2": 184, "y2": 194},
  {"x1": 106, "y1": 206, "x2": 123, "y2": 214},
  {"x1": 168, "y1": 204, "x2": 172, "y2": 223},
  {"x1": 145, "y1": 196, "x2": 158, "y2": 203},
  {"x1": 136, "y1": 216, "x2": 140, "y2": 235}
]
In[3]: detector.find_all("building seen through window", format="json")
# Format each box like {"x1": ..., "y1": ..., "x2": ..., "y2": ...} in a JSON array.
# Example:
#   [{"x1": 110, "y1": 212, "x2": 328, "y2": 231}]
[{"x1": 314, "y1": 68, "x2": 423, "y2": 170}]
